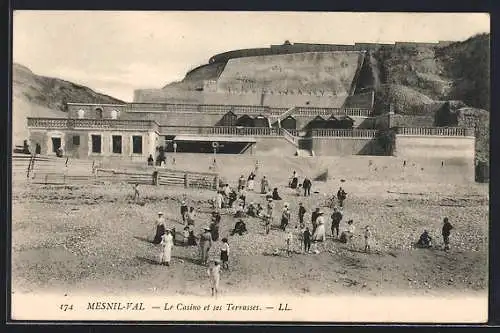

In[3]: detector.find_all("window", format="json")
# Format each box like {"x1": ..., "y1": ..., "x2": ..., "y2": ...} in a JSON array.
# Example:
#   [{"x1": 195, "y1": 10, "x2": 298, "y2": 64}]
[
  {"x1": 112, "y1": 135, "x2": 122, "y2": 154},
  {"x1": 132, "y1": 136, "x2": 143, "y2": 154},
  {"x1": 96, "y1": 108, "x2": 103, "y2": 119},
  {"x1": 91, "y1": 135, "x2": 102, "y2": 153},
  {"x1": 77, "y1": 109, "x2": 85, "y2": 119},
  {"x1": 73, "y1": 135, "x2": 80, "y2": 145},
  {"x1": 111, "y1": 110, "x2": 118, "y2": 120}
]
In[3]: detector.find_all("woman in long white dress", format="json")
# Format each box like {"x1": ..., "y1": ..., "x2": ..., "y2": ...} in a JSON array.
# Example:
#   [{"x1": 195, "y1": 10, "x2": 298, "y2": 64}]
[
  {"x1": 312, "y1": 212, "x2": 326, "y2": 242},
  {"x1": 159, "y1": 229, "x2": 174, "y2": 266}
]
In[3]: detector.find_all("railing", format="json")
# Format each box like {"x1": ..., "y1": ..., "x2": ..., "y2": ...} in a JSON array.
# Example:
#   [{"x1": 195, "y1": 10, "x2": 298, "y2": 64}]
[
  {"x1": 277, "y1": 107, "x2": 297, "y2": 122},
  {"x1": 294, "y1": 107, "x2": 372, "y2": 117},
  {"x1": 159, "y1": 126, "x2": 280, "y2": 136},
  {"x1": 311, "y1": 129, "x2": 378, "y2": 138},
  {"x1": 280, "y1": 128, "x2": 299, "y2": 146},
  {"x1": 27, "y1": 118, "x2": 159, "y2": 131},
  {"x1": 126, "y1": 102, "x2": 372, "y2": 117},
  {"x1": 396, "y1": 127, "x2": 475, "y2": 137}
]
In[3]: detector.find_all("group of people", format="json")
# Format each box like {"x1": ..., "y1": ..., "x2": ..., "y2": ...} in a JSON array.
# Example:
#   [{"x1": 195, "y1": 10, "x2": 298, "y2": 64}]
[
  {"x1": 416, "y1": 217, "x2": 454, "y2": 251},
  {"x1": 288, "y1": 171, "x2": 313, "y2": 197},
  {"x1": 150, "y1": 166, "x2": 457, "y2": 297}
]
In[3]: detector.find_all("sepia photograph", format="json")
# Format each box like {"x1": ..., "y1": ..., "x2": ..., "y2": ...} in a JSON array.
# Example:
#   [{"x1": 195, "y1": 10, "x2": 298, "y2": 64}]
[{"x1": 10, "y1": 11, "x2": 490, "y2": 322}]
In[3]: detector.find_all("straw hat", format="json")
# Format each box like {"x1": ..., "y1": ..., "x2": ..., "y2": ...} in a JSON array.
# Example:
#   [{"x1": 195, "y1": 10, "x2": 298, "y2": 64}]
[
  {"x1": 267, "y1": 198, "x2": 273, "y2": 202},
  {"x1": 158, "y1": 212, "x2": 164, "y2": 215},
  {"x1": 204, "y1": 226, "x2": 212, "y2": 231},
  {"x1": 181, "y1": 200, "x2": 186, "y2": 205}
]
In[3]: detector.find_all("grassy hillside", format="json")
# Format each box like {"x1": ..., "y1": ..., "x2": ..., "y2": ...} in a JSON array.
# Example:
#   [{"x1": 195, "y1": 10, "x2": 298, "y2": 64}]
[{"x1": 12, "y1": 63, "x2": 124, "y2": 146}]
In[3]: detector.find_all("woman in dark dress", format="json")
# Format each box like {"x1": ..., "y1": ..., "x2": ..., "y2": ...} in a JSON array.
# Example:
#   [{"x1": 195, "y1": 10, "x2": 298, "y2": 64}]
[
  {"x1": 272, "y1": 188, "x2": 282, "y2": 200},
  {"x1": 153, "y1": 212, "x2": 166, "y2": 244},
  {"x1": 290, "y1": 171, "x2": 298, "y2": 189}
]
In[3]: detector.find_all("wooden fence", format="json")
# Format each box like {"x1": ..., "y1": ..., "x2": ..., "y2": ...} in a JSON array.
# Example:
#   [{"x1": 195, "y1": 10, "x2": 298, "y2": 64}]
[{"x1": 95, "y1": 168, "x2": 219, "y2": 190}]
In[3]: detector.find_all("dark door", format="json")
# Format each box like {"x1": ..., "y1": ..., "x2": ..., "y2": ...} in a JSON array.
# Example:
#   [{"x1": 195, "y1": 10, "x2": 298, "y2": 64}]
[
  {"x1": 281, "y1": 116, "x2": 297, "y2": 130},
  {"x1": 51, "y1": 137, "x2": 61, "y2": 153}
]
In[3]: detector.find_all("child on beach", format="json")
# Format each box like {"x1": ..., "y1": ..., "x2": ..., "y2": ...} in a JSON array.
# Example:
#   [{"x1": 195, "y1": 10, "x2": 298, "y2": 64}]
[
  {"x1": 207, "y1": 260, "x2": 221, "y2": 297},
  {"x1": 364, "y1": 226, "x2": 373, "y2": 253},
  {"x1": 183, "y1": 226, "x2": 190, "y2": 246},
  {"x1": 220, "y1": 238, "x2": 229, "y2": 270},
  {"x1": 286, "y1": 231, "x2": 293, "y2": 256}
]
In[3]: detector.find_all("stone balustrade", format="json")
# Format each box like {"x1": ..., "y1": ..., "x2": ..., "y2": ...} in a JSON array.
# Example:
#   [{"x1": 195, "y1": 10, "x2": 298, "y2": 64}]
[
  {"x1": 159, "y1": 126, "x2": 280, "y2": 136},
  {"x1": 27, "y1": 118, "x2": 159, "y2": 131},
  {"x1": 396, "y1": 127, "x2": 475, "y2": 137},
  {"x1": 311, "y1": 129, "x2": 378, "y2": 138},
  {"x1": 126, "y1": 102, "x2": 373, "y2": 117}
]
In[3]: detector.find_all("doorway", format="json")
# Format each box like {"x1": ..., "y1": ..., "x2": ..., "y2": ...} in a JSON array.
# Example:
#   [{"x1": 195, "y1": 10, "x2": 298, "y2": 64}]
[{"x1": 51, "y1": 137, "x2": 61, "y2": 153}]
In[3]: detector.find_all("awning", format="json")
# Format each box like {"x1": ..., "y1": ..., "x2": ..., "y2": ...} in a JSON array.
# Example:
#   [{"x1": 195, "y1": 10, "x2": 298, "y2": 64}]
[{"x1": 174, "y1": 135, "x2": 257, "y2": 143}]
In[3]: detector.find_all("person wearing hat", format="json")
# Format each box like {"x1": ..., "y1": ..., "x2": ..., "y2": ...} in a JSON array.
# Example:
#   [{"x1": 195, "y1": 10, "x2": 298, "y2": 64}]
[
  {"x1": 330, "y1": 207, "x2": 343, "y2": 239},
  {"x1": 340, "y1": 220, "x2": 355, "y2": 243},
  {"x1": 210, "y1": 212, "x2": 221, "y2": 241},
  {"x1": 153, "y1": 212, "x2": 166, "y2": 244},
  {"x1": 280, "y1": 202, "x2": 291, "y2": 231},
  {"x1": 261, "y1": 176, "x2": 269, "y2": 194},
  {"x1": 159, "y1": 229, "x2": 174, "y2": 266},
  {"x1": 231, "y1": 219, "x2": 248, "y2": 236},
  {"x1": 180, "y1": 200, "x2": 188, "y2": 223},
  {"x1": 442, "y1": 217, "x2": 453, "y2": 251},
  {"x1": 311, "y1": 208, "x2": 321, "y2": 234},
  {"x1": 199, "y1": 226, "x2": 213, "y2": 265},
  {"x1": 298, "y1": 203, "x2": 306, "y2": 228},
  {"x1": 312, "y1": 211, "x2": 326, "y2": 242}
]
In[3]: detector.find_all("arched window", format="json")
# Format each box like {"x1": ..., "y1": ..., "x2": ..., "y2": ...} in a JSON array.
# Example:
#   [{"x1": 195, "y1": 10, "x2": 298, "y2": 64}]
[
  {"x1": 95, "y1": 108, "x2": 103, "y2": 119},
  {"x1": 77, "y1": 109, "x2": 85, "y2": 119}
]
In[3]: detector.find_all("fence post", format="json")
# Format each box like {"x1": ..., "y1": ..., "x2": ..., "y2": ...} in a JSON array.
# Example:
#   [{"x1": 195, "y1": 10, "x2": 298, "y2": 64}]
[
  {"x1": 152, "y1": 171, "x2": 159, "y2": 186},
  {"x1": 184, "y1": 173, "x2": 189, "y2": 188}
]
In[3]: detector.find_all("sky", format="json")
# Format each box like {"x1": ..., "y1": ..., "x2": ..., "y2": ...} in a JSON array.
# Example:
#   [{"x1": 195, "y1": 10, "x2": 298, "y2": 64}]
[{"x1": 13, "y1": 11, "x2": 490, "y2": 102}]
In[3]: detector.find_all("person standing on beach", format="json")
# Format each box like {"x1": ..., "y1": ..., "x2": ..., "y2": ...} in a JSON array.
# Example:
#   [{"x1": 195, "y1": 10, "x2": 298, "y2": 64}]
[
  {"x1": 199, "y1": 226, "x2": 213, "y2": 265},
  {"x1": 302, "y1": 177, "x2": 312, "y2": 197},
  {"x1": 303, "y1": 227, "x2": 312, "y2": 253},
  {"x1": 280, "y1": 202, "x2": 291, "y2": 231},
  {"x1": 442, "y1": 217, "x2": 454, "y2": 251},
  {"x1": 207, "y1": 260, "x2": 221, "y2": 297},
  {"x1": 153, "y1": 212, "x2": 166, "y2": 244},
  {"x1": 247, "y1": 172, "x2": 256, "y2": 191},
  {"x1": 159, "y1": 229, "x2": 174, "y2": 266},
  {"x1": 298, "y1": 203, "x2": 306, "y2": 228},
  {"x1": 261, "y1": 176, "x2": 270, "y2": 194},
  {"x1": 330, "y1": 207, "x2": 343, "y2": 238},
  {"x1": 180, "y1": 200, "x2": 188, "y2": 223},
  {"x1": 311, "y1": 207, "x2": 320, "y2": 234},
  {"x1": 364, "y1": 226, "x2": 373, "y2": 253},
  {"x1": 220, "y1": 238, "x2": 230, "y2": 270}
]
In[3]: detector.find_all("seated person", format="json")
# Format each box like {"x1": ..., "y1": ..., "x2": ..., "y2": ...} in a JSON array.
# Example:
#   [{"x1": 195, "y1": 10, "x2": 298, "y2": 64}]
[
  {"x1": 187, "y1": 230, "x2": 197, "y2": 246},
  {"x1": 234, "y1": 203, "x2": 246, "y2": 218},
  {"x1": 246, "y1": 203, "x2": 257, "y2": 217},
  {"x1": 272, "y1": 188, "x2": 282, "y2": 200},
  {"x1": 339, "y1": 220, "x2": 355, "y2": 243},
  {"x1": 256, "y1": 203, "x2": 264, "y2": 218},
  {"x1": 231, "y1": 219, "x2": 248, "y2": 236},
  {"x1": 228, "y1": 190, "x2": 238, "y2": 208},
  {"x1": 416, "y1": 230, "x2": 432, "y2": 248}
]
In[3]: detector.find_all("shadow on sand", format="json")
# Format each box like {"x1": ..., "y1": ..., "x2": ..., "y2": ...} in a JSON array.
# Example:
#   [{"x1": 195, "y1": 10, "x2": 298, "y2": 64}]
[
  {"x1": 172, "y1": 255, "x2": 204, "y2": 266},
  {"x1": 134, "y1": 236, "x2": 153, "y2": 244},
  {"x1": 135, "y1": 256, "x2": 159, "y2": 265}
]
